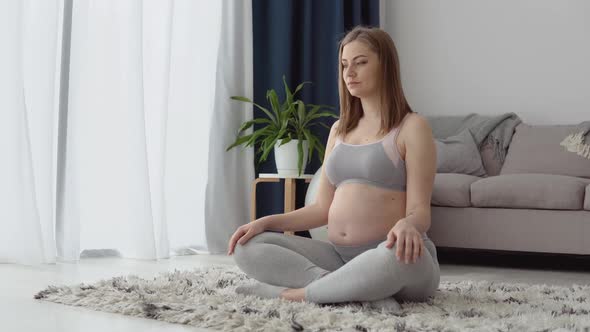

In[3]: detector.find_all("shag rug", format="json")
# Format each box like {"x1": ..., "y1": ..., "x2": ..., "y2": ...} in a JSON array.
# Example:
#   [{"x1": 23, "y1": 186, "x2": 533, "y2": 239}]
[{"x1": 35, "y1": 265, "x2": 590, "y2": 332}]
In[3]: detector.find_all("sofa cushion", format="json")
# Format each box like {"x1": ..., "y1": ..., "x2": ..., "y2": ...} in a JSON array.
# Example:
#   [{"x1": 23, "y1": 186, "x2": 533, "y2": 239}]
[
  {"x1": 471, "y1": 174, "x2": 587, "y2": 210},
  {"x1": 432, "y1": 173, "x2": 481, "y2": 207},
  {"x1": 585, "y1": 185, "x2": 590, "y2": 211},
  {"x1": 500, "y1": 123, "x2": 590, "y2": 178},
  {"x1": 435, "y1": 129, "x2": 487, "y2": 177}
]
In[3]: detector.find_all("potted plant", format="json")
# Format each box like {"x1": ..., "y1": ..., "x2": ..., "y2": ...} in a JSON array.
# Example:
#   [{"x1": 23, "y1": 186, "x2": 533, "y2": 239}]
[{"x1": 226, "y1": 75, "x2": 337, "y2": 176}]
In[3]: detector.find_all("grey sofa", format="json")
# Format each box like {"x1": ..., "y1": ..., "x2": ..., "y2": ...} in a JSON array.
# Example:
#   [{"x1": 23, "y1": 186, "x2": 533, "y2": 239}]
[
  {"x1": 304, "y1": 121, "x2": 590, "y2": 255},
  {"x1": 429, "y1": 122, "x2": 590, "y2": 255}
]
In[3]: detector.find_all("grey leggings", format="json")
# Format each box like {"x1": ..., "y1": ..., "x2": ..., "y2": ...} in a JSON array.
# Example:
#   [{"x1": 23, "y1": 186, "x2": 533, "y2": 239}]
[{"x1": 233, "y1": 231, "x2": 440, "y2": 304}]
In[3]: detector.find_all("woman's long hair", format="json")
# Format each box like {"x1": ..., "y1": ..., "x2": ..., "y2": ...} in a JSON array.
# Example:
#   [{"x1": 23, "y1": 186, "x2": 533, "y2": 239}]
[{"x1": 335, "y1": 26, "x2": 413, "y2": 138}]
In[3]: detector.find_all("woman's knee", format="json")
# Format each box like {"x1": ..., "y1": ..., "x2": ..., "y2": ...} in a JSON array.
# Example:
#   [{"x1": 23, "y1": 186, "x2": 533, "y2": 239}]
[
  {"x1": 233, "y1": 241, "x2": 260, "y2": 273},
  {"x1": 375, "y1": 240, "x2": 399, "y2": 260},
  {"x1": 376, "y1": 240, "x2": 434, "y2": 266},
  {"x1": 242, "y1": 231, "x2": 282, "y2": 246},
  {"x1": 234, "y1": 231, "x2": 272, "y2": 252},
  {"x1": 375, "y1": 241, "x2": 439, "y2": 299},
  {"x1": 233, "y1": 232, "x2": 277, "y2": 265}
]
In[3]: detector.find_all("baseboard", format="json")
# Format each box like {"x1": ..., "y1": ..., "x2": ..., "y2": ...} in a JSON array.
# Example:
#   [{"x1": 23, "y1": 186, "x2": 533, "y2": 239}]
[{"x1": 437, "y1": 246, "x2": 590, "y2": 272}]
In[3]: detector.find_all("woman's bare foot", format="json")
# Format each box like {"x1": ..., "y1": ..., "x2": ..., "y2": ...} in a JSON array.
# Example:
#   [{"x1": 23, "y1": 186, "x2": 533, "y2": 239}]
[{"x1": 280, "y1": 288, "x2": 306, "y2": 302}]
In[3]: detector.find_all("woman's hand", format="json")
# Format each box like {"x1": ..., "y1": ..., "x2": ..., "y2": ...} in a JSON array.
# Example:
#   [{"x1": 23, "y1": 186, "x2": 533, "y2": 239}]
[
  {"x1": 227, "y1": 219, "x2": 267, "y2": 256},
  {"x1": 385, "y1": 218, "x2": 423, "y2": 264}
]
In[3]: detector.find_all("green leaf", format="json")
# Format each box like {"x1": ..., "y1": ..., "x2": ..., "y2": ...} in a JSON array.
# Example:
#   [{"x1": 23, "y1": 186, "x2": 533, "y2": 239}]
[
  {"x1": 305, "y1": 104, "x2": 322, "y2": 119},
  {"x1": 237, "y1": 118, "x2": 272, "y2": 134},
  {"x1": 292, "y1": 81, "x2": 312, "y2": 98},
  {"x1": 254, "y1": 148, "x2": 265, "y2": 170},
  {"x1": 297, "y1": 139, "x2": 304, "y2": 176},
  {"x1": 279, "y1": 136, "x2": 292, "y2": 147},
  {"x1": 296, "y1": 100, "x2": 306, "y2": 124},
  {"x1": 276, "y1": 126, "x2": 287, "y2": 140},
  {"x1": 281, "y1": 103, "x2": 295, "y2": 129},
  {"x1": 303, "y1": 129, "x2": 315, "y2": 163},
  {"x1": 287, "y1": 115, "x2": 299, "y2": 134},
  {"x1": 248, "y1": 126, "x2": 276, "y2": 146},
  {"x1": 282, "y1": 75, "x2": 293, "y2": 108},
  {"x1": 226, "y1": 133, "x2": 254, "y2": 151},
  {"x1": 257, "y1": 142, "x2": 270, "y2": 163},
  {"x1": 303, "y1": 111, "x2": 339, "y2": 126},
  {"x1": 237, "y1": 122, "x2": 254, "y2": 134},
  {"x1": 305, "y1": 104, "x2": 336, "y2": 122},
  {"x1": 311, "y1": 111, "x2": 339, "y2": 118},
  {"x1": 314, "y1": 122, "x2": 331, "y2": 130},
  {"x1": 266, "y1": 90, "x2": 282, "y2": 125},
  {"x1": 315, "y1": 136, "x2": 326, "y2": 163},
  {"x1": 260, "y1": 135, "x2": 279, "y2": 162},
  {"x1": 230, "y1": 95, "x2": 277, "y2": 125},
  {"x1": 306, "y1": 103, "x2": 336, "y2": 111},
  {"x1": 230, "y1": 95, "x2": 253, "y2": 103}
]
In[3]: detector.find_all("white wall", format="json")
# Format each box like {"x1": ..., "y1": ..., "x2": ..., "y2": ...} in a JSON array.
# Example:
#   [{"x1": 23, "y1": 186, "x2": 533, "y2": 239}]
[{"x1": 380, "y1": 0, "x2": 590, "y2": 125}]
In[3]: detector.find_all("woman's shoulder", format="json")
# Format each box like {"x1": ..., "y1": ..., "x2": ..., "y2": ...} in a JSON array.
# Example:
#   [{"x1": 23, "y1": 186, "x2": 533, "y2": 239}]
[
  {"x1": 329, "y1": 119, "x2": 341, "y2": 136},
  {"x1": 332, "y1": 119, "x2": 340, "y2": 129},
  {"x1": 402, "y1": 113, "x2": 431, "y2": 134},
  {"x1": 393, "y1": 113, "x2": 434, "y2": 160},
  {"x1": 398, "y1": 113, "x2": 433, "y2": 144},
  {"x1": 328, "y1": 119, "x2": 343, "y2": 143}
]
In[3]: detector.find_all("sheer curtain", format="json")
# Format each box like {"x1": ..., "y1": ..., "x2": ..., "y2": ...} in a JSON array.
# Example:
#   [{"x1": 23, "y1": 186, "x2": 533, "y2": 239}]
[
  {"x1": 1, "y1": 0, "x2": 254, "y2": 264},
  {"x1": 204, "y1": 0, "x2": 255, "y2": 254},
  {"x1": 0, "y1": 0, "x2": 62, "y2": 265}
]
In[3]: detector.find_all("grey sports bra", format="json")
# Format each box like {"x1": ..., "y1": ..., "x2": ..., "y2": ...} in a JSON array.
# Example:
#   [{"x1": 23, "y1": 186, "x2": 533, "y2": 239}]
[{"x1": 324, "y1": 115, "x2": 409, "y2": 192}]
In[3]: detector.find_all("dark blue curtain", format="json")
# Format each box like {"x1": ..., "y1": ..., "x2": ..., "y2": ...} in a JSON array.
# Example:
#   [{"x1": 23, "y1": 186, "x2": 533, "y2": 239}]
[{"x1": 252, "y1": 0, "x2": 379, "y2": 236}]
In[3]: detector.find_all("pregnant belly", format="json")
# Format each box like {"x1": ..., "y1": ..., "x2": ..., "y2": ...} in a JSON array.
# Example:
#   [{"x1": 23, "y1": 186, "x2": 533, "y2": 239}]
[{"x1": 327, "y1": 183, "x2": 406, "y2": 246}]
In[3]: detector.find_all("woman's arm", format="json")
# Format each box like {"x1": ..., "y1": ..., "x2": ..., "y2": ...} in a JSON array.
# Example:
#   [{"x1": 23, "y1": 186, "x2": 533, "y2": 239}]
[
  {"x1": 401, "y1": 114, "x2": 437, "y2": 234},
  {"x1": 262, "y1": 203, "x2": 328, "y2": 232},
  {"x1": 385, "y1": 113, "x2": 437, "y2": 264}
]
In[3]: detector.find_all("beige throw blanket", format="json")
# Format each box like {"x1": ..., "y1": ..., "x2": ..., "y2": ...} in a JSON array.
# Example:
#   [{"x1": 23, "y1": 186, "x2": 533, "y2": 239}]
[{"x1": 560, "y1": 120, "x2": 590, "y2": 159}]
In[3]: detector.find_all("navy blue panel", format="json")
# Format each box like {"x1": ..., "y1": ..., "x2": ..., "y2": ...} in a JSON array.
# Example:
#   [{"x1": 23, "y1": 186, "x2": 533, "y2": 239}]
[{"x1": 252, "y1": 0, "x2": 379, "y2": 236}]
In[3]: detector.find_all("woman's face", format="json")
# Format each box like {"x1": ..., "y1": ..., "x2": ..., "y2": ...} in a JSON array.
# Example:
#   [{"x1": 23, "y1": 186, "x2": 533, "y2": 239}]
[{"x1": 341, "y1": 40, "x2": 380, "y2": 99}]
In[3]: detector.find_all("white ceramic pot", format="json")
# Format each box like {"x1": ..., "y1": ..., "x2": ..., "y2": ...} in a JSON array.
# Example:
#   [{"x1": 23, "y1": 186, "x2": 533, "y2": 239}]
[{"x1": 274, "y1": 139, "x2": 309, "y2": 176}]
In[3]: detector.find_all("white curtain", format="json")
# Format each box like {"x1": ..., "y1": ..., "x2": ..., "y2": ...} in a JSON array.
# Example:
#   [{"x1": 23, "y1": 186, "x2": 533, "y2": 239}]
[
  {"x1": 1, "y1": 0, "x2": 254, "y2": 264},
  {"x1": 205, "y1": 0, "x2": 255, "y2": 254},
  {"x1": 0, "y1": 0, "x2": 62, "y2": 265}
]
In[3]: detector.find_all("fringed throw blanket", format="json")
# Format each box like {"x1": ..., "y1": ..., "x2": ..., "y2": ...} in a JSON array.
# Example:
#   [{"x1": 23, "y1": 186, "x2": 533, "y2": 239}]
[
  {"x1": 426, "y1": 112, "x2": 522, "y2": 165},
  {"x1": 560, "y1": 121, "x2": 590, "y2": 159}
]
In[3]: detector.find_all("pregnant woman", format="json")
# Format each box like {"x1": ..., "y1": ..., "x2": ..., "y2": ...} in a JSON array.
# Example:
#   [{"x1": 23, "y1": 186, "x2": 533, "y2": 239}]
[{"x1": 228, "y1": 26, "x2": 439, "y2": 308}]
